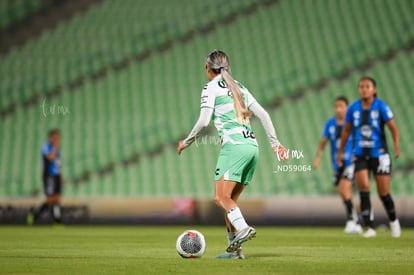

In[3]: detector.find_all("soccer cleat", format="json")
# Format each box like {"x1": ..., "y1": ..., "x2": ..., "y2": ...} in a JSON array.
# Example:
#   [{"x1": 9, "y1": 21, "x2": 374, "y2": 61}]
[
  {"x1": 390, "y1": 219, "x2": 401, "y2": 238},
  {"x1": 354, "y1": 224, "x2": 363, "y2": 235},
  {"x1": 226, "y1": 226, "x2": 256, "y2": 253},
  {"x1": 344, "y1": 220, "x2": 363, "y2": 234},
  {"x1": 237, "y1": 247, "x2": 245, "y2": 259},
  {"x1": 363, "y1": 228, "x2": 377, "y2": 238}
]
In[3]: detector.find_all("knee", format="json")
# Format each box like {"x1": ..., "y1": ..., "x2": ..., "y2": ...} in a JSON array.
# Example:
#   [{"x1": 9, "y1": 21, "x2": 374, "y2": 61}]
[
  {"x1": 336, "y1": 181, "x2": 346, "y2": 192},
  {"x1": 214, "y1": 194, "x2": 230, "y2": 207},
  {"x1": 337, "y1": 189, "x2": 349, "y2": 200},
  {"x1": 214, "y1": 196, "x2": 221, "y2": 207},
  {"x1": 378, "y1": 190, "x2": 390, "y2": 197},
  {"x1": 47, "y1": 195, "x2": 60, "y2": 205},
  {"x1": 358, "y1": 183, "x2": 370, "y2": 192}
]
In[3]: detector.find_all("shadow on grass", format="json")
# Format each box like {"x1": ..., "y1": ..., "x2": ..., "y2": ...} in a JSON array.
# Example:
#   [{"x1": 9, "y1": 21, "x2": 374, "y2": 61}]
[{"x1": 248, "y1": 253, "x2": 312, "y2": 259}]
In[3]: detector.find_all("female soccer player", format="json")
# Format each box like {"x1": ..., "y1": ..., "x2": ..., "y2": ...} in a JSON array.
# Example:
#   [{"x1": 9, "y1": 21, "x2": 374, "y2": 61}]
[
  {"x1": 27, "y1": 129, "x2": 63, "y2": 225},
  {"x1": 313, "y1": 96, "x2": 361, "y2": 234},
  {"x1": 177, "y1": 50, "x2": 288, "y2": 258},
  {"x1": 337, "y1": 77, "x2": 401, "y2": 238}
]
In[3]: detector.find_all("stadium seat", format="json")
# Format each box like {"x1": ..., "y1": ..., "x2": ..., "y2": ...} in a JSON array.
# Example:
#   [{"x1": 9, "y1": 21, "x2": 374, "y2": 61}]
[
  {"x1": 0, "y1": 0, "x2": 44, "y2": 29},
  {"x1": 0, "y1": 0, "x2": 413, "y2": 197}
]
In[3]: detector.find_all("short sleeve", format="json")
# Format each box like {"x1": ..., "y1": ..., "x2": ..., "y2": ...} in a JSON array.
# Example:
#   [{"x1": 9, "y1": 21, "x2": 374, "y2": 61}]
[
  {"x1": 200, "y1": 86, "x2": 215, "y2": 109},
  {"x1": 41, "y1": 143, "x2": 51, "y2": 156},
  {"x1": 345, "y1": 104, "x2": 353, "y2": 124},
  {"x1": 379, "y1": 101, "x2": 394, "y2": 122},
  {"x1": 322, "y1": 120, "x2": 330, "y2": 138}
]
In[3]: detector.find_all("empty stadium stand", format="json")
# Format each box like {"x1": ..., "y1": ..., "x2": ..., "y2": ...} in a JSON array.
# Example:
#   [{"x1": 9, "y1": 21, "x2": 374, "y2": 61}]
[
  {"x1": 0, "y1": 0, "x2": 44, "y2": 29},
  {"x1": 0, "y1": 0, "x2": 413, "y2": 198}
]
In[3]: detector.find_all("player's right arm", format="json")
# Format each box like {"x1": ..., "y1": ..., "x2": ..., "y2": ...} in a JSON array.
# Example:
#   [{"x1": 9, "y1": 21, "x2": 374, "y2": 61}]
[
  {"x1": 177, "y1": 86, "x2": 215, "y2": 155},
  {"x1": 177, "y1": 108, "x2": 213, "y2": 155},
  {"x1": 337, "y1": 104, "x2": 354, "y2": 167},
  {"x1": 42, "y1": 144, "x2": 59, "y2": 161},
  {"x1": 313, "y1": 137, "x2": 328, "y2": 169},
  {"x1": 337, "y1": 123, "x2": 352, "y2": 167}
]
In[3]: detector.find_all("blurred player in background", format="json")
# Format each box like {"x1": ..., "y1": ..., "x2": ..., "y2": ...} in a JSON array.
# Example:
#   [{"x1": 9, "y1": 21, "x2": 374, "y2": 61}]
[
  {"x1": 313, "y1": 96, "x2": 362, "y2": 234},
  {"x1": 177, "y1": 50, "x2": 288, "y2": 259},
  {"x1": 27, "y1": 129, "x2": 63, "y2": 225},
  {"x1": 337, "y1": 77, "x2": 401, "y2": 238}
]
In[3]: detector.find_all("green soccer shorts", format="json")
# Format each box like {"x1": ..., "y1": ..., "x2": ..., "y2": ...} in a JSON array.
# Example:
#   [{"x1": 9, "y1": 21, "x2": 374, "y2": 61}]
[{"x1": 214, "y1": 143, "x2": 259, "y2": 185}]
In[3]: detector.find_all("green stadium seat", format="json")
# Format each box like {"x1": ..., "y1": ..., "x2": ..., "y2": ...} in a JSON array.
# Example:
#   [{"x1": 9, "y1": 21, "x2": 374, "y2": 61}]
[
  {"x1": 1, "y1": 0, "x2": 413, "y2": 198},
  {"x1": 0, "y1": 0, "x2": 44, "y2": 29}
]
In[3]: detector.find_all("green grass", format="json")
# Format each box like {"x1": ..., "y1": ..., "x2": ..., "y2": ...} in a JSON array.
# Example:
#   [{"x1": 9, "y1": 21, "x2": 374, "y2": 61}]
[{"x1": 0, "y1": 226, "x2": 413, "y2": 274}]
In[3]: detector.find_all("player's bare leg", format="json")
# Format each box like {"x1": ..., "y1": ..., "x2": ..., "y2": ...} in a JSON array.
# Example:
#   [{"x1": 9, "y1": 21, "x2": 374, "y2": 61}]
[
  {"x1": 218, "y1": 183, "x2": 246, "y2": 259},
  {"x1": 215, "y1": 179, "x2": 253, "y2": 257}
]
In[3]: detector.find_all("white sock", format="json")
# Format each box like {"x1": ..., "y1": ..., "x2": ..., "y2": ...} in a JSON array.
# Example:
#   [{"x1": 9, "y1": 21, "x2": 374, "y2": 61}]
[
  {"x1": 53, "y1": 205, "x2": 61, "y2": 219},
  {"x1": 227, "y1": 207, "x2": 248, "y2": 232}
]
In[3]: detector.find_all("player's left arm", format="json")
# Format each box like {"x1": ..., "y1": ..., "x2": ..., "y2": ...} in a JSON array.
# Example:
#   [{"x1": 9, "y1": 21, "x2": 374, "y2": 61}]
[
  {"x1": 386, "y1": 119, "x2": 400, "y2": 159},
  {"x1": 381, "y1": 102, "x2": 400, "y2": 159},
  {"x1": 249, "y1": 101, "x2": 288, "y2": 161}
]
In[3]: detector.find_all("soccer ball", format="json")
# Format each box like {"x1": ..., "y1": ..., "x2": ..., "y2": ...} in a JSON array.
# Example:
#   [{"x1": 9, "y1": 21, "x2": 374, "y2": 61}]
[{"x1": 176, "y1": 230, "x2": 206, "y2": 258}]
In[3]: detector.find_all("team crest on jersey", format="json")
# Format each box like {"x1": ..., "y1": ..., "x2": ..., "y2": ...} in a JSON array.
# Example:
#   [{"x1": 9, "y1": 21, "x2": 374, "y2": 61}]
[
  {"x1": 370, "y1": 110, "x2": 379, "y2": 119},
  {"x1": 360, "y1": 125, "x2": 372, "y2": 138}
]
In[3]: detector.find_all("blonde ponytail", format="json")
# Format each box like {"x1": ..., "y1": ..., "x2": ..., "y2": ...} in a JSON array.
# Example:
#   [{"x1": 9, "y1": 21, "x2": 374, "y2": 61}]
[
  {"x1": 205, "y1": 50, "x2": 251, "y2": 124},
  {"x1": 220, "y1": 68, "x2": 252, "y2": 123}
]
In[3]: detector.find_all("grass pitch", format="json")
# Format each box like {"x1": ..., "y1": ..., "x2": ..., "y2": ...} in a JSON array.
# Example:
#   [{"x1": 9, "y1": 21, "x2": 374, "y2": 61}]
[{"x1": 0, "y1": 226, "x2": 413, "y2": 274}]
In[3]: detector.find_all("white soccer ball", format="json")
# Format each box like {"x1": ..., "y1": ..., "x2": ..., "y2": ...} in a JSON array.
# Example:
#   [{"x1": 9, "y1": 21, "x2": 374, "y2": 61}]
[{"x1": 176, "y1": 229, "x2": 206, "y2": 258}]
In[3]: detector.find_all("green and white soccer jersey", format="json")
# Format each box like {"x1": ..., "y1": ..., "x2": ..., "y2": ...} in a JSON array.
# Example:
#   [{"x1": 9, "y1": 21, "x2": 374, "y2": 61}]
[{"x1": 200, "y1": 75, "x2": 258, "y2": 147}]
